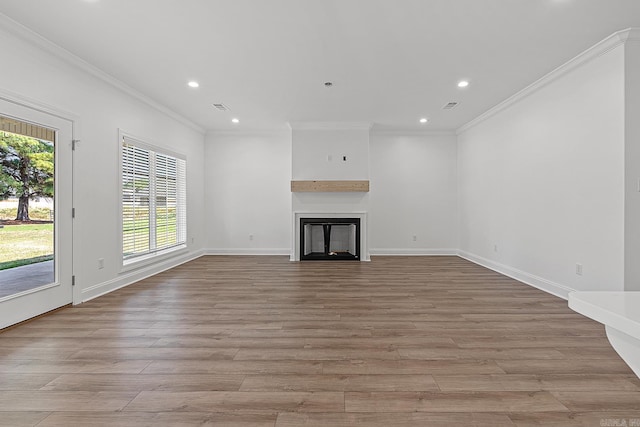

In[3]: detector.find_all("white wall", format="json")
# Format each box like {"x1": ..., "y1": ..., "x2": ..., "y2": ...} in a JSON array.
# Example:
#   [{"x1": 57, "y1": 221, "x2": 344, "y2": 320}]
[
  {"x1": 291, "y1": 126, "x2": 371, "y2": 214},
  {"x1": 204, "y1": 131, "x2": 291, "y2": 254},
  {"x1": 624, "y1": 39, "x2": 640, "y2": 291},
  {"x1": 205, "y1": 127, "x2": 458, "y2": 256},
  {"x1": 369, "y1": 132, "x2": 458, "y2": 254},
  {"x1": 292, "y1": 128, "x2": 369, "y2": 180},
  {"x1": 0, "y1": 25, "x2": 206, "y2": 301},
  {"x1": 457, "y1": 44, "x2": 626, "y2": 297}
]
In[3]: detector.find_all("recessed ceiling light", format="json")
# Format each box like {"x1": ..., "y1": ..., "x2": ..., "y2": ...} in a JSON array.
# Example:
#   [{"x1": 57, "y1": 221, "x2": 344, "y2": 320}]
[
  {"x1": 457, "y1": 80, "x2": 469, "y2": 88},
  {"x1": 324, "y1": 82, "x2": 333, "y2": 87},
  {"x1": 231, "y1": 118, "x2": 239, "y2": 124},
  {"x1": 419, "y1": 118, "x2": 428, "y2": 124},
  {"x1": 188, "y1": 81, "x2": 199, "y2": 88}
]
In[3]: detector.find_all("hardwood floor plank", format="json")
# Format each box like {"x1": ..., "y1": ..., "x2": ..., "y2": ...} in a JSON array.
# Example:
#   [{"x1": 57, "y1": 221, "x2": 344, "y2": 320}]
[
  {"x1": 322, "y1": 359, "x2": 505, "y2": 375},
  {"x1": 0, "y1": 391, "x2": 138, "y2": 411},
  {"x1": 39, "y1": 374, "x2": 245, "y2": 392},
  {"x1": 0, "y1": 337, "x2": 159, "y2": 349},
  {"x1": 124, "y1": 391, "x2": 344, "y2": 413},
  {"x1": 497, "y1": 359, "x2": 634, "y2": 375},
  {"x1": 0, "y1": 412, "x2": 51, "y2": 427},
  {"x1": 281, "y1": 321, "x2": 417, "y2": 330},
  {"x1": 557, "y1": 347, "x2": 622, "y2": 359},
  {"x1": 275, "y1": 412, "x2": 516, "y2": 426},
  {"x1": 0, "y1": 373, "x2": 60, "y2": 390},
  {"x1": 0, "y1": 328, "x2": 96, "y2": 338},
  {"x1": 398, "y1": 348, "x2": 565, "y2": 360},
  {"x1": 344, "y1": 391, "x2": 568, "y2": 412},
  {"x1": 1, "y1": 360, "x2": 151, "y2": 374},
  {"x1": 90, "y1": 328, "x2": 233, "y2": 338},
  {"x1": 240, "y1": 374, "x2": 438, "y2": 392},
  {"x1": 302, "y1": 336, "x2": 456, "y2": 349},
  {"x1": 67, "y1": 347, "x2": 239, "y2": 360},
  {"x1": 142, "y1": 360, "x2": 324, "y2": 375},
  {"x1": 550, "y1": 391, "x2": 640, "y2": 411},
  {"x1": 151, "y1": 337, "x2": 306, "y2": 349},
  {"x1": 434, "y1": 374, "x2": 640, "y2": 392},
  {"x1": 508, "y1": 411, "x2": 640, "y2": 426},
  {"x1": 0, "y1": 348, "x2": 77, "y2": 360},
  {"x1": 230, "y1": 329, "x2": 373, "y2": 338},
  {"x1": 234, "y1": 348, "x2": 401, "y2": 361},
  {"x1": 454, "y1": 336, "x2": 614, "y2": 349},
  {"x1": 37, "y1": 412, "x2": 278, "y2": 427}
]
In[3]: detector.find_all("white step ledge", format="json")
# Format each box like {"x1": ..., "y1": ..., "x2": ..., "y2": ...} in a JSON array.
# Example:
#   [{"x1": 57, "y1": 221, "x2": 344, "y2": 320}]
[{"x1": 568, "y1": 291, "x2": 640, "y2": 379}]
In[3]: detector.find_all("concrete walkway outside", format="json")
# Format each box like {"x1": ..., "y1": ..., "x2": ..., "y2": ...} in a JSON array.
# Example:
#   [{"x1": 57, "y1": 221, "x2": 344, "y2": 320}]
[{"x1": 0, "y1": 260, "x2": 54, "y2": 298}]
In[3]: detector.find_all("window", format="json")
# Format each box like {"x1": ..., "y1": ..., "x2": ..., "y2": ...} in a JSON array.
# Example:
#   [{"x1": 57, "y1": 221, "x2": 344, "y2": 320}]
[{"x1": 121, "y1": 134, "x2": 186, "y2": 263}]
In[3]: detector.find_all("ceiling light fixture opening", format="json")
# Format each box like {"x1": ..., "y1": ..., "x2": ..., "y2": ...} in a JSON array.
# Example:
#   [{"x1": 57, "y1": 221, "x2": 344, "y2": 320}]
[
  {"x1": 324, "y1": 82, "x2": 333, "y2": 87},
  {"x1": 231, "y1": 118, "x2": 240, "y2": 124},
  {"x1": 420, "y1": 118, "x2": 428, "y2": 124},
  {"x1": 188, "y1": 81, "x2": 200, "y2": 88},
  {"x1": 457, "y1": 80, "x2": 469, "y2": 88}
]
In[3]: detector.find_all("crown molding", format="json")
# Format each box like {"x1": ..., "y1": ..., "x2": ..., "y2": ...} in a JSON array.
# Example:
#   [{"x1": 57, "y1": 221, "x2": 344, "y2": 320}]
[
  {"x1": 370, "y1": 129, "x2": 456, "y2": 137},
  {"x1": 457, "y1": 28, "x2": 640, "y2": 135},
  {"x1": 288, "y1": 121, "x2": 373, "y2": 131},
  {"x1": 617, "y1": 27, "x2": 640, "y2": 43},
  {"x1": 0, "y1": 13, "x2": 205, "y2": 135},
  {"x1": 206, "y1": 129, "x2": 292, "y2": 138}
]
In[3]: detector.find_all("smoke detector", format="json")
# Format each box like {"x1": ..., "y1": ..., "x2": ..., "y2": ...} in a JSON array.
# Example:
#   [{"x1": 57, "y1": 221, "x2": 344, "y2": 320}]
[{"x1": 442, "y1": 102, "x2": 459, "y2": 110}]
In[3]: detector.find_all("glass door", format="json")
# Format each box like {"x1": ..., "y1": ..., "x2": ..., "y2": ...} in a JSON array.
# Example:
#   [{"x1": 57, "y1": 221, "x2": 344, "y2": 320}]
[{"x1": 0, "y1": 97, "x2": 73, "y2": 329}]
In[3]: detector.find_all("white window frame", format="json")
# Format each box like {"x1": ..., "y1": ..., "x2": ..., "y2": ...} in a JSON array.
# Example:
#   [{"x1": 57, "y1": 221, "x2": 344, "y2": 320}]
[{"x1": 118, "y1": 130, "x2": 187, "y2": 270}]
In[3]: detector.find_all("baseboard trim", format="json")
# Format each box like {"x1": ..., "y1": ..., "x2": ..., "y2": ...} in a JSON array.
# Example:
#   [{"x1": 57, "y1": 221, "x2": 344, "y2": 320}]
[
  {"x1": 204, "y1": 248, "x2": 290, "y2": 256},
  {"x1": 78, "y1": 247, "x2": 575, "y2": 303},
  {"x1": 457, "y1": 250, "x2": 575, "y2": 300},
  {"x1": 80, "y1": 249, "x2": 205, "y2": 303},
  {"x1": 369, "y1": 248, "x2": 458, "y2": 256},
  {"x1": 203, "y1": 248, "x2": 458, "y2": 257}
]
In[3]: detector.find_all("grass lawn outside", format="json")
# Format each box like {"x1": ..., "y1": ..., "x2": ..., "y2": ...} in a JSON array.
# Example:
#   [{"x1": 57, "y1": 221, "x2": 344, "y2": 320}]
[{"x1": 0, "y1": 224, "x2": 53, "y2": 270}]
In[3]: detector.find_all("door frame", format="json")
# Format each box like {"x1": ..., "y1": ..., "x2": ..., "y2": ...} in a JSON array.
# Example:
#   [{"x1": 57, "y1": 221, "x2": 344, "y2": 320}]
[{"x1": 0, "y1": 88, "x2": 81, "y2": 328}]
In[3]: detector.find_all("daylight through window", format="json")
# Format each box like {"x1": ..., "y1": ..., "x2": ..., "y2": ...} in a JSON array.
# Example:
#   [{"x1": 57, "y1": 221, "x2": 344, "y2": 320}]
[{"x1": 121, "y1": 136, "x2": 186, "y2": 262}]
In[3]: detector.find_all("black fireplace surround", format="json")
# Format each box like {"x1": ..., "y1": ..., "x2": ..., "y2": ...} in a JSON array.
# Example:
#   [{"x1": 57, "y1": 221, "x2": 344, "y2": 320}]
[{"x1": 300, "y1": 218, "x2": 361, "y2": 261}]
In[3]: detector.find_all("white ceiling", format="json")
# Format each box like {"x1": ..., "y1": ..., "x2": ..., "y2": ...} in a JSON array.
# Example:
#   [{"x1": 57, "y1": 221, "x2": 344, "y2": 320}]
[{"x1": 0, "y1": 0, "x2": 639, "y2": 131}]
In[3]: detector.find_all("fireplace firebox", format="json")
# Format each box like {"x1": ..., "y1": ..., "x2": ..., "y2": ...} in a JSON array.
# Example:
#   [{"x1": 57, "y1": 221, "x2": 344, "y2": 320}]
[{"x1": 300, "y1": 218, "x2": 360, "y2": 261}]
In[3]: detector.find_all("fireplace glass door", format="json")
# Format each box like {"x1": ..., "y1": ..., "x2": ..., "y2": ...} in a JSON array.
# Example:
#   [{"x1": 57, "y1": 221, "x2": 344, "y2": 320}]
[{"x1": 300, "y1": 218, "x2": 360, "y2": 260}]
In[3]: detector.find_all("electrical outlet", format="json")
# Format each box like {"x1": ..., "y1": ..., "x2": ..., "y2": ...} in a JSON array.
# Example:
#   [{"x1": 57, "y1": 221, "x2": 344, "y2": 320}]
[
  {"x1": 494, "y1": 244, "x2": 498, "y2": 252},
  {"x1": 342, "y1": 155, "x2": 347, "y2": 162},
  {"x1": 191, "y1": 237, "x2": 194, "y2": 244},
  {"x1": 576, "y1": 263, "x2": 583, "y2": 276},
  {"x1": 98, "y1": 258, "x2": 104, "y2": 269},
  {"x1": 327, "y1": 155, "x2": 332, "y2": 162},
  {"x1": 249, "y1": 234, "x2": 254, "y2": 241},
  {"x1": 412, "y1": 235, "x2": 417, "y2": 242}
]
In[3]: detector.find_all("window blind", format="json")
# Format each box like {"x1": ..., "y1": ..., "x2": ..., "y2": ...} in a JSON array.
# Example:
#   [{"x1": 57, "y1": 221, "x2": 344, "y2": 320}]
[{"x1": 122, "y1": 137, "x2": 186, "y2": 261}]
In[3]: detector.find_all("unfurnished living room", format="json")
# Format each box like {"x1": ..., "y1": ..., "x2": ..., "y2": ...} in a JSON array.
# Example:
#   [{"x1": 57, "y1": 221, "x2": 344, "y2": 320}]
[{"x1": 0, "y1": 0, "x2": 640, "y2": 426}]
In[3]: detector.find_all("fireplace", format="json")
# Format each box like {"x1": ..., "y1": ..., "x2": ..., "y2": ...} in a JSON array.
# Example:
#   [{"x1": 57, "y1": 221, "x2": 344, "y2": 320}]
[
  {"x1": 300, "y1": 218, "x2": 360, "y2": 260},
  {"x1": 292, "y1": 212, "x2": 369, "y2": 261}
]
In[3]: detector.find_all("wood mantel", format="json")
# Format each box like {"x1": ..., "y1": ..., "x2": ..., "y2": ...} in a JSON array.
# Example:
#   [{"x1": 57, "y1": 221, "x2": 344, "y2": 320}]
[{"x1": 291, "y1": 180, "x2": 370, "y2": 193}]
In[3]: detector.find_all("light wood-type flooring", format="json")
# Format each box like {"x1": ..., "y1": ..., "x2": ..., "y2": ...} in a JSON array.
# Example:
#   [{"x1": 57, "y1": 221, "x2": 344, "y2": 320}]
[{"x1": 1, "y1": 256, "x2": 639, "y2": 426}]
